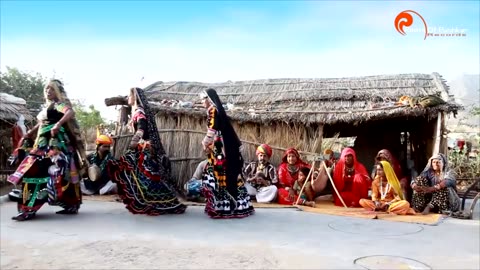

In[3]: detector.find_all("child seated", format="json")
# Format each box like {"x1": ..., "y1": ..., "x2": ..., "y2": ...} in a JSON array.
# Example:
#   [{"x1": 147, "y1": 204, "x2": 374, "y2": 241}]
[{"x1": 293, "y1": 167, "x2": 316, "y2": 207}]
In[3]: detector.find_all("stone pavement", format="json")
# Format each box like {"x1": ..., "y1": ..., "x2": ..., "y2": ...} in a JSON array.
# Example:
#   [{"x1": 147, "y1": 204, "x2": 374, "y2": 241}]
[{"x1": 1, "y1": 200, "x2": 479, "y2": 269}]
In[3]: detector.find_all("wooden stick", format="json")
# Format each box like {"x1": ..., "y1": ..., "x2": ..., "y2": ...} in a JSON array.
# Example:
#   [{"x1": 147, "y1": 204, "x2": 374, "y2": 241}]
[
  {"x1": 294, "y1": 160, "x2": 316, "y2": 206},
  {"x1": 323, "y1": 161, "x2": 348, "y2": 208}
]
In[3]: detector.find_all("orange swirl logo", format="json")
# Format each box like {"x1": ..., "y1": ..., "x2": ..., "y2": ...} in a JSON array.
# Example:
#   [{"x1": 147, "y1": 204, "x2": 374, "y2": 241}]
[{"x1": 394, "y1": 10, "x2": 428, "y2": 40}]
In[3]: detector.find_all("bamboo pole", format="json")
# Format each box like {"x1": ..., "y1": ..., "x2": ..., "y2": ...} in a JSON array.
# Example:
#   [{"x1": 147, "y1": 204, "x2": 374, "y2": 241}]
[
  {"x1": 323, "y1": 161, "x2": 347, "y2": 208},
  {"x1": 294, "y1": 160, "x2": 316, "y2": 205}
]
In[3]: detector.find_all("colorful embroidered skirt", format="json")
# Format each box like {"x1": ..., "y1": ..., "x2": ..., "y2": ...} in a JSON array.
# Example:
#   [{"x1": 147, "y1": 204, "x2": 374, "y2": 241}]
[
  {"x1": 10, "y1": 152, "x2": 82, "y2": 213},
  {"x1": 201, "y1": 162, "x2": 255, "y2": 219},
  {"x1": 107, "y1": 147, "x2": 186, "y2": 215},
  {"x1": 8, "y1": 125, "x2": 82, "y2": 215}
]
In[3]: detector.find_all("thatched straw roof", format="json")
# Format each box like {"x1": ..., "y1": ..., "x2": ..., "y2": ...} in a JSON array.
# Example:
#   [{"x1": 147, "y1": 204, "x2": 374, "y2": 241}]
[
  {"x1": 0, "y1": 93, "x2": 34, "y2": 123},
  {"x1": 108, "y1": 73, "x2": 462, "y2": 125}
]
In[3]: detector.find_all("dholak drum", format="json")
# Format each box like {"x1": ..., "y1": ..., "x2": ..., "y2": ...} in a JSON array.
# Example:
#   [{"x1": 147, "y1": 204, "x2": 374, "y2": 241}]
[{"x1": 88, "y1": 164, "x2": 101, "y2": 181}]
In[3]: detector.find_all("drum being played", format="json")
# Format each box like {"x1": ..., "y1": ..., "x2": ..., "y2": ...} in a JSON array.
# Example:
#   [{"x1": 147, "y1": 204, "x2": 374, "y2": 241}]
[{"x1": 88, "y1": 164, "x2": 101, "y2": 182}]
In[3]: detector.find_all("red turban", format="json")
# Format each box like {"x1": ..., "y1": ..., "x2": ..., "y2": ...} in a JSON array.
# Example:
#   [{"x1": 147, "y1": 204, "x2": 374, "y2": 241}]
[{"x1": 256, "y1": 144, "x2": 272, "y2": 158}]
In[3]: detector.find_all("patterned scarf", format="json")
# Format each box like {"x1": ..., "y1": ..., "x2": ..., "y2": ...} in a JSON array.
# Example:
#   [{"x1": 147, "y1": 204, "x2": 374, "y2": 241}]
[
  {"x1": 205, "y1": 88, "x2": 243, "y2": 198},
  {"x1": 133, "y1": 88, "x2": 166, "y2": 156},
  {"x1": 132, "y1": 88, "x2": 180, "y2": 192},
  {"x1": 420, "y1": 153, "x2": 456, "y2": 186}
]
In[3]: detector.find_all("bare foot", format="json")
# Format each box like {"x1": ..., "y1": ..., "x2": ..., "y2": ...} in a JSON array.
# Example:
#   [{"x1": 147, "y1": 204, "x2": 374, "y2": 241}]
[{"x1": 305, "y1": 201, "x2": 316, "y2": 208}]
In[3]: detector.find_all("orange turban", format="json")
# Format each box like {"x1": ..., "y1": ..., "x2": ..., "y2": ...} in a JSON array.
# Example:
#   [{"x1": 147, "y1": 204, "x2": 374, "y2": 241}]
[
  {"x1": 256, "y1": 144, "x2": 272, "y2": 158},
  {"x1": 324, "y1": 149, "x2": 333, "y2": 155},
  {"x1": 96, "y1": 135, "x2": 112, "y2": 145}
]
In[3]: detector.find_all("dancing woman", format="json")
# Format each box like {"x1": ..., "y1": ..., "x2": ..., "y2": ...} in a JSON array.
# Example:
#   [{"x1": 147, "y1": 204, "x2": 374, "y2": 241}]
[
  {"x1": 8, "y1": 79, "x2": 85, "y2": 221},
  {"x1": 107, "y1": 87, "x2": 187, "y2": 215},
  {"x1": 200, "y1": 88, "x2": 254, "y2": 218}
]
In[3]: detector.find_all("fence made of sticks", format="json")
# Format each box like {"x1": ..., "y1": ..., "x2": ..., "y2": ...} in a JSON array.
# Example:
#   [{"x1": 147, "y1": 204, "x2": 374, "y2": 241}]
[{"x1": 112, "y1": 114, "x2": 352, "y2": 189}]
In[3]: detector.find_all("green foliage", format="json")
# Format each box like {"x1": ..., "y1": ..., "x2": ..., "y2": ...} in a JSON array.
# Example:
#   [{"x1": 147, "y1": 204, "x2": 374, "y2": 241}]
[
  {"x1": 471, "y1": 106, "x2": 480, "y2": 116},
  {"x1": 471, "y1": 89, "x2": 480, "y2": 116},
  {"x1": 73, "y1": 100, "x2": 106, "y2": 140},
  {"x1": 448, "y1": 147, "x2": 480, "y2": 190},
  {"x1": 0, "y1": 66, "x2": 46, "y2": 112}
]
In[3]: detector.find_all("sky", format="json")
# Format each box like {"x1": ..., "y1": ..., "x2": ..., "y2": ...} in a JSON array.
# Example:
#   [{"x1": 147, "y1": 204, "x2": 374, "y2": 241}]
[{"x1": 1, "y1": 0, "x2": 479, "y2": 121}]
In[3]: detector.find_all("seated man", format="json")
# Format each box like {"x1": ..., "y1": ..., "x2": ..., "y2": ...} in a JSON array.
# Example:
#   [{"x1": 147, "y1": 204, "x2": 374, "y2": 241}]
[
  {"x1": 185, "y1": 159, "x2": 208, "y2": 201},
  {"x1": 243, "y1": 144, "x2": 278, "y2": 203},
  {"x1": 80, "y1": 134, "x2": 117, "y2": 195}
]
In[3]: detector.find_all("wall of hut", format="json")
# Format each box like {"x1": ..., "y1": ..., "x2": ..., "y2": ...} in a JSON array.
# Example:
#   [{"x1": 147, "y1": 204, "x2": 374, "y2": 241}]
[
  {"x1": 112, "y1": 110, "x2": 446, "y2": 190},
  {"x1": 112, "y1": 112, "x2": 349, "y2": 189}
]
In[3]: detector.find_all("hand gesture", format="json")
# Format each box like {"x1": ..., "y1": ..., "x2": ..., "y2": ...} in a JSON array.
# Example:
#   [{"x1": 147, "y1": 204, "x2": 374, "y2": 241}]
[
  {"x1": 288, "y1": 189, "x2": 295, "y2": 201},
  {"x1": 382, "y1": 203, "x2": 390, "y2": 211},
  {"x1": 374, "y1": 201, "x2": 382, "y2": 211},
  {"x1": 51, "y1": 124, "x2": 60, "y2": 137},
  {"x1": 412, "y1": 184, "x2": 423, "y2": 193}
]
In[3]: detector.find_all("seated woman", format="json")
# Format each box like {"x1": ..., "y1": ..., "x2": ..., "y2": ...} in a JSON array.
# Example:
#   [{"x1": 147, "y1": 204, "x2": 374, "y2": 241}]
[
  {"x1": 332, "y1": 147, "x2": 371, "y2": 207},
  {"x1": 372, "y1": 149, "x2": 409, "y2": 200},
  {"x1": 360, "y1": 161, "x2": 415, "y2": 215},
  {"x1": 277, "y1": 148, "x2": 310, "y2": 205},
  {"x1": 292, "y1": 167, "x2": 316, "y2": 207},
  {"x1": 410, "y1": 153, "x2": 460, "y2": 215}
]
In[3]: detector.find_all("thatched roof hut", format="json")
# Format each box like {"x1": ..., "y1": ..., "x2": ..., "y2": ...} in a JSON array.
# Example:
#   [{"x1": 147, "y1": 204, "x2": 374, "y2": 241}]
[
  {"x1": 0, "y1": 93, "x2": 33, "y2": 123},
  {"x1": 0, "y1": 93, "x2": 33, "y2": 172},
  {"x1": 105, "y1": 73, "x2": 461, "y2": 190}
]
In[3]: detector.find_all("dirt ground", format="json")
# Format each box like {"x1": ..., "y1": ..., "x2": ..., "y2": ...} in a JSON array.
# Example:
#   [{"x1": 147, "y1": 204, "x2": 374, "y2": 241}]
[
  {"x1": 1, "y1": 199, "x2": 479, "y2": 270},
  {"x1": 0, "y1": 182, "x2": 13, "y2": 196},
  {"x1": 0, "y1": 239, "x2": 326, "y2": 270}
]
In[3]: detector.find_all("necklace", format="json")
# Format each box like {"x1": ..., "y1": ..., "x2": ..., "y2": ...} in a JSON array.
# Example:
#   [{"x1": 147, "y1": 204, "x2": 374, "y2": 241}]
[
  {"x1": 379, "y1": 178, "x2": 390, "y2": 200},
  {"x1": 345, "y1": 166, "x2": 354, "y2": 178},
  {"x1": 287, "y1": 165, "x2": 298, "y2": 174}
]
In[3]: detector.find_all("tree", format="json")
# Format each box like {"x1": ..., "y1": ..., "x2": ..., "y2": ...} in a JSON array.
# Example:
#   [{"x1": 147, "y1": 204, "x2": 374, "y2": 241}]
[
  {"x1": 470, "y1": 89, "x2": 480, "y2": 116},
  {"x1": 0, "y1": 67, "x2": 46, "y2": 112},
  {"x1": 73, "y1": 100, "x2": 106, "y2": 143}
]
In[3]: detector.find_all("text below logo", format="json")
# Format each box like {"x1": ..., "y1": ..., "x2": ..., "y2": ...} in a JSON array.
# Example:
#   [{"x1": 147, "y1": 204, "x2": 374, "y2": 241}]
[{"x1": 394, "y1": 10, "x2": 467, "y2": 40}]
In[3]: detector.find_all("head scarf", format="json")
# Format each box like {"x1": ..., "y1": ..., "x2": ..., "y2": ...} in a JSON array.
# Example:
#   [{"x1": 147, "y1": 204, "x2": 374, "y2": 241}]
[
  {"x1": 333, "y1": 147, "x2": 369, "y2": 181},
  {"x1": 44, "y1": 79, "x2": 65, "y2": 102},
  {"x1": 131, "y1": 87, "x2": 166, "y2": 156},
  {"x1": 379, "y1": 160, "x2": 404, "y2": 200},
  {"x1": 420, "y1": 153, "x2": 455, "y2": 185},
  {"x1": 204, "y1": 88, "x2": 243, "y2": 197},
  {"x1": 281, "y1": 148, "x2": 309, "y2": 167},
  {"x1": 375, "y1": 149, "x2": 403, "y2": 178},
  {"x1": 256, "y1": 144, "x2": 272, "y2": 158}
]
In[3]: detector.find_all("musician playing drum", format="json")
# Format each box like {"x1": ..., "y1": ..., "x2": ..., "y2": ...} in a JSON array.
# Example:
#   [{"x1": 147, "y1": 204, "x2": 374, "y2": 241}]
[{"x1": 80, "y1": 134, "x2": 117, "y2": 195}]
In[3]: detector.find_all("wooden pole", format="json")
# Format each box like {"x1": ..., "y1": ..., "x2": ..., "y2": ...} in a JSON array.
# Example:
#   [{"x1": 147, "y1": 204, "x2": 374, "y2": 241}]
[
  {"x1": 432, "y1": 111, "x2": 442, "y2": 156},
  {"x1": 294, "y1": 160, "x2": 316, "y2": 206},
  {"x1": 323, "y1": 161, "x2": 348, "y2": 208}
]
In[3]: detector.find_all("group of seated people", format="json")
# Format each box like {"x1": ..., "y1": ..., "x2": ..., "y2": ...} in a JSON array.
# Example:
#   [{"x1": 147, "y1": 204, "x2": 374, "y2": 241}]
[
  {"x1": 80, "y1": 133, "x2": 461, "y2": 216},
  {"x1": 186, "y1": 144, "x2": 461, "y2": 216}
]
